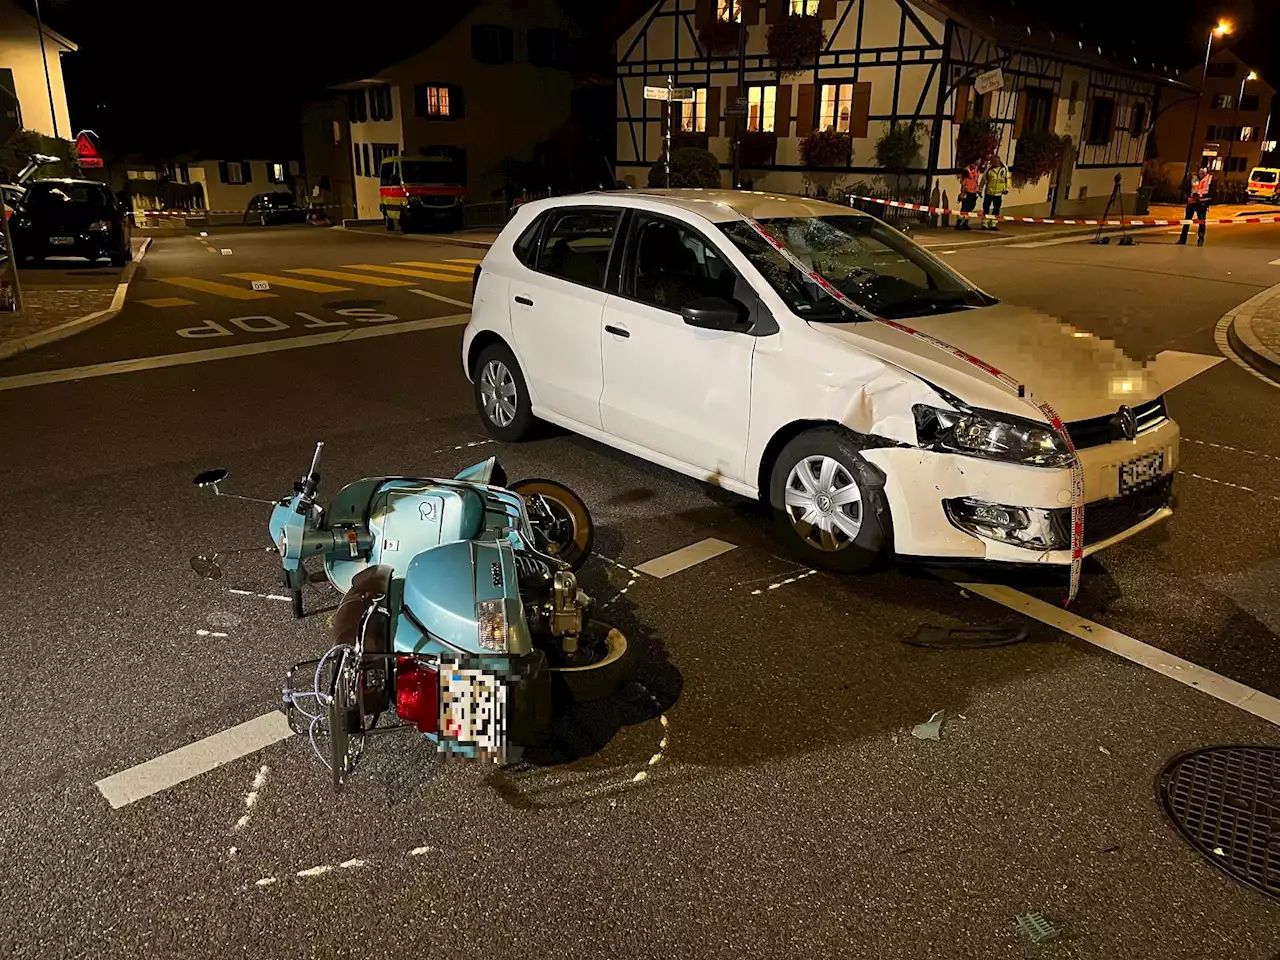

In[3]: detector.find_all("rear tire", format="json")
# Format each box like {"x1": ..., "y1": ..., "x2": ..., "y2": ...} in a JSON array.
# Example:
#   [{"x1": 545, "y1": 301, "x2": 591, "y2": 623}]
[
  {"x1": 550, "y1": 622, "x2": 636, "y2": 702},
  {"x1": 767, "y1": 427, "x2": 893, "y2": 574},
  {"x1": 473, "y1": 342, "x2": 535, "y2": 442}
]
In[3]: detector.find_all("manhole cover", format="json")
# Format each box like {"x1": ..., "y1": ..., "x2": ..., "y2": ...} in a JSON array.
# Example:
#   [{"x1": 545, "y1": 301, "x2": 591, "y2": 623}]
[
  {"x1": 321, "y1": 298, "x2": 384, "y2": 310},
  {"x1": 1158, "y1": 745, "x2": 1280, "y2": 901}
]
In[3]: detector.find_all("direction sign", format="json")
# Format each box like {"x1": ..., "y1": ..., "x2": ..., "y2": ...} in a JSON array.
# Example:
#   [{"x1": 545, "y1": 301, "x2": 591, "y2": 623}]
[
  {"x1": 74, "y1": 130, "x2": 103, "y2": 169},
  {"x1": 724, "y1": 105, "x2": 749, "y2": 117},
  {"x1": 974, "y1": 67, "x2": 1004, "y2": 96},
  {"x1": 644, "y1": 85, "x2": 696, "y2": 102}
]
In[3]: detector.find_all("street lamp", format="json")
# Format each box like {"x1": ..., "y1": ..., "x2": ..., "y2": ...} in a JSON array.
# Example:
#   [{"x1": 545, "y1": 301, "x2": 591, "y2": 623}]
[
  {"x1": 1181, "y1": 19, "x2": 1231, "y2": 189},
  {"x1": 1224, "y1": 70, "x2": 1257, "y2": 183}
]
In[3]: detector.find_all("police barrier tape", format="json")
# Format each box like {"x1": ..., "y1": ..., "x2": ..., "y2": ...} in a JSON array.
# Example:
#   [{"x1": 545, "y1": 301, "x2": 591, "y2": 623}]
[
  {"x1": 851, "y1": 194, "x2": 1280, "y2": 227},
  {"x1": 718, "y1": 202, "x2": 1087, "y2": 604},
  {"x1": 134, "y1": 204, "x2": 344, "y2": 217}
]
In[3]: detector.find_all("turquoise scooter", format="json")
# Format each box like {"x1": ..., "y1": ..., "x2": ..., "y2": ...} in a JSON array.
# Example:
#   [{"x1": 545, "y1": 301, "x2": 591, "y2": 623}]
[{"x1": 193, "y1": 442, "x2": 635, "y2": 789}]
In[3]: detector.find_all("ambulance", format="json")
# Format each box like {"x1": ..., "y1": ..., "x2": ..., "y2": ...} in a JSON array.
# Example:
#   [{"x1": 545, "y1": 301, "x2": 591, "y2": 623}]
[
  {"x1": 378, "y1": 154, "x2": 466, "y2": 232},
  {"x1": 1246, "y1": 167, "x2": 1279, "y2": 203}
]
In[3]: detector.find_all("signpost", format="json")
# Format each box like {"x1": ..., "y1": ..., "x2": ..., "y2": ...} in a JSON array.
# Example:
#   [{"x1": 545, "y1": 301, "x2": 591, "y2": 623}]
[
  {"x1": 644, "y1": 78, "x2": 696, "y2": 187},
  {"x1": 974, "y1": 67, "x2": 1004, "y2": 96}
]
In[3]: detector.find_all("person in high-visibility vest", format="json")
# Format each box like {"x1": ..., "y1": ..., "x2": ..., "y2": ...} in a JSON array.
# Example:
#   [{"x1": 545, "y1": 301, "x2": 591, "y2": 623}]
[
  {"x1": 955, "y1": 160, "x2": 984, "y2": 229},
  {"x1": 1177, "y1": 165, "x2": 1214, "y2": 246},
  {"x1": 981, "y1": 155, "x2": 1010, "y2": 229}
]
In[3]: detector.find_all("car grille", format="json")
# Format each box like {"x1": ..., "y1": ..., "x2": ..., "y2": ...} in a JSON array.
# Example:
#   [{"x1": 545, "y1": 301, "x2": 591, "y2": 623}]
[
  {"x1": 1065, "y1": 397, "x2": 1167, "y2": 450},
  {"x1": 415, "y1": 195, "x2": 457, "y2": 208},
  {"x1": 1050, "y1": 475, "x2": 1173, "y2": 546}
]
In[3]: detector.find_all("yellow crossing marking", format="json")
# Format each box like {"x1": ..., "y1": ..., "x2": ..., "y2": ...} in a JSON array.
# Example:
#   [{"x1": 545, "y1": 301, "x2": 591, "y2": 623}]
[
  {"x1": 284, "y1": 268, "x2": 414, "y2": 287},
  {"x1": 444, "y1": 258, "x2": 484, "y2": 265},
  {"x1": 156, "y1": 277, "x2": 276, "y2": 300},
  {"x1": 225, "y1": 272, "x2": 351, "y2": 293},
  {"x1": 393, "y1": 261, "x2": 474, "y2": 275},
  {"x1": 140, "y1": 297, "x2": 197, "y2": 308},
  {"x1": 341, "y1": 263, "x2": 469, "y2": 283}
]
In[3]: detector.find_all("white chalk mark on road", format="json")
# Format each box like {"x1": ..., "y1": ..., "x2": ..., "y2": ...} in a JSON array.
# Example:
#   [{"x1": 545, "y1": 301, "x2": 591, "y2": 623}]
[
  {"x1": 229, "y1": 589, "x2": 292, "y2": 602},
  {"x1": 196, "y1": 628, "x2": 229, "y2": 637},
  {"x1": 233, "y1": 764, "x2": 271, "y2": 833},
  {"x1": 636, "y1": 538, "x2": 737, "y2": 579}
]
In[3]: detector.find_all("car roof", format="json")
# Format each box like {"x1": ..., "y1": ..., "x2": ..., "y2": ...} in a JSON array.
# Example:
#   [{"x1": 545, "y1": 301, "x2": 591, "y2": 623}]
[{"x1": 521, "y1": 188, "x2": 868, "y2": 225}]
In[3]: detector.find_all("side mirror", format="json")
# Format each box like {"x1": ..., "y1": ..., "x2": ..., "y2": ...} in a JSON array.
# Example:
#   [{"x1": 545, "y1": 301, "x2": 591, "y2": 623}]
[
  {"x1": 681, "y1": 297, "x2": 752, "y2": 333},
  {"x1": 193, "y1": 468, "x2": 229, "y2": 489}
]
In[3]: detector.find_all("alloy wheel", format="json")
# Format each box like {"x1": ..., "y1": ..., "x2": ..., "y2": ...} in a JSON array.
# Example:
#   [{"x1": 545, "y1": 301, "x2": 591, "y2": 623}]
[
  {"x1": 783, "y1": 455, "x2": 863, "y2": 552},
  {"x1": 479, "y1": 359, "x2": 518, "y2": 428}
]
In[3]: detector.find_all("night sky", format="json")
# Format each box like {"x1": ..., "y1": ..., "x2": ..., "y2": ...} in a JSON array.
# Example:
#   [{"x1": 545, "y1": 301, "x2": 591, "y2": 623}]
[{"x1": 26, "y1": 0, "x2": 1280, "y2": 159}]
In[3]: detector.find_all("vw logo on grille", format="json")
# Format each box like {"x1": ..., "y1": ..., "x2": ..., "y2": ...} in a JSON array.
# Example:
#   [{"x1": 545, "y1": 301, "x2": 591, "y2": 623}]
[{"x1": 1115, "y1": 404, "x2": 1137, "y2": 441}]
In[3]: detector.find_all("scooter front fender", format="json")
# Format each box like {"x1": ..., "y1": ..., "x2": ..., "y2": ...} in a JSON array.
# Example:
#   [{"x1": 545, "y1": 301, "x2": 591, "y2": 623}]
[{"x1": 270, "y1": 497, "x2": 331, "y2": 572}]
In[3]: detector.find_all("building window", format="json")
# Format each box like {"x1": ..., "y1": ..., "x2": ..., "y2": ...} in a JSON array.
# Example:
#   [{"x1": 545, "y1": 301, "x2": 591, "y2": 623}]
[
  {"x1": 747, "y1": 84, "x2": 777, "y2": 132},
  {"x1": 220, "y1": 161, "x2": 251, "y2": 184},
  {"x1": 332, "y1": 120, "x2": 342, "y2": 144},
  {"x1": 372, "y1": 143, "x2": 398, "y2": 173},
  {"x1": 369, "y1": 85, "x2": 393, "y2": 121},
  {"x1": 790, "y1": 0, "x2": 818, "y2": 12},
  {"x1": 1206, "y1": 61, "x2": 1237, "y2": 78},
  {"x1": 472, "y1": 24, "x2": 514, "y2": 64},
  {"x1": 681, "y1": 88, "x2": 708, "y2": 133},
  {"x1": 1129, "y1": 103, "x2": 1147, "y2": 136},
  {"x1": 1228, "y1": 156, "x2": 1249, "y2": 172},
  {"x1": 267, "y1": 162, "x2": 286, "y2": 184},
  {"x1": 1207, "y1": 156, "x2": 1224, "y2": 171},
  {"x1": 1086, "y1": 96, "x2": 1114, "y2": 145},
  {"x1": 1023, "y1": 86, "x2": 1055, "y2": 134},
  {"x1": 1264, "y1": 139, "x2": 1278, "y2": 152},
  {"x1": 1212, "y1": 93, "x2": 1235, "y2": 110},
  {"x1": 528, "y1": 28, "x2": 568, "y2": 68},
  {"x1": 1240, "y1": 94, "x2": 1260, "y2": 112},
  {"x1": 346, "y1": 89, "x2": 367, "y2": 123},
  {"x1": 417, "y1": 85, "x2": 451, "y2": 117},
  {"x1": 717, "y1": 0, "x2": 741, "y2": 22},
  {"x1": 819, "y1": 82, "x2": 853, "y2": 132},
  {"x1": 1206, "y1": 125, "x2": 1218, "y2": 140}
]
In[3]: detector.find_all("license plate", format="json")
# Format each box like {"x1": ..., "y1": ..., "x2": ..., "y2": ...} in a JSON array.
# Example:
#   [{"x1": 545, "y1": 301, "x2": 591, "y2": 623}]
[
  {"x1": 1119, "y1": 451, "x2": 1165, "y2": 494},
  {"x1": 49, "y1": 236, "x2": 75, "y2": 245},
  {"x1": 439, "y1": 668, "x2": 506, "y2": 753}
]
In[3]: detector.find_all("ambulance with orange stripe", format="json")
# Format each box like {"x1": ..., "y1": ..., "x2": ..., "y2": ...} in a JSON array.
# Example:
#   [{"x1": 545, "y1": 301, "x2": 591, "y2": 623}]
[
  {"x1": 1247, "y1": 167, "x2": 1279, "y2": 204},
  {"x1": 379, "y1": 155, "x2": 466, "y2": 232}
]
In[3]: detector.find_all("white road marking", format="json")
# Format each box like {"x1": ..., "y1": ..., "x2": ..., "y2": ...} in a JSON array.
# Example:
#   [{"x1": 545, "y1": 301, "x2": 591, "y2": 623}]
[
  {"x1": 410, "y1": 287, "x2": 473, "y2": 310},
  {"x1": 750, "y1": 569, "x2": 818, "y2": 595},
  {"x1": 1184, "y1": 438, "x2": 1280, "y2": 463},
  {"x1": 962, "y1": 583, "x2": 1280, "y2": 727},
  {"x1": 95, "y1": 712, "x2": 294, "y2": 809},
  {"x1": 0, "y1": 313, "x2": 470, "y2": 393},
  {"x1": 196, "y1": 628, "x2": 229, "y2": 637},
  {"x1": 229, "y1": 589, "x2": 291, "y2": 602},
  {"x1": 1177, "y1": 469, "x2": 1280, "y2": 502},
  {"x1": 635, "y1": 538, "x2": 737, "y2": 578}
]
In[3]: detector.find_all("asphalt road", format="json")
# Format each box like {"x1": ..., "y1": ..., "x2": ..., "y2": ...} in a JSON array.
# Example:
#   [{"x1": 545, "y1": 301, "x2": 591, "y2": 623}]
[{"x1": 2, "y1": 221, "x2": 1279, "y2": 960}]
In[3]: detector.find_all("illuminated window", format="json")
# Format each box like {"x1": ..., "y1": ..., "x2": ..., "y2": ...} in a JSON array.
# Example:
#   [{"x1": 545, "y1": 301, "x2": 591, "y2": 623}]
[
  {"x1": 717, "y1": 0, "x2": 741, "y2": 22},
  {"x1": 422, "y1": 86, "x2": 449, "y2": 116},
  {"x1": 747, "y1": 85, "x2": 776, "y2": 132},
  {"x1": 681, "y1": 88, "x2": 708, "y2": 133},
  {"x1": 267, "y1": 162, "x2": 286, "y2": 183},
  {"x1": 819, "y1": 83, "x2": 853, "y2": 132},
  {"x1": 1240, "y1": 126, "x2": 1254, "y2": 141},
  {"x1": 1264, "y1": 140, "x2": 1278, "y2": 152},
  {"x1": 1212, "y1": 93, "x2": 1234, "y2": 110},
  {"x1": 790, "y1": 0, "x2": 819, "y2": 13},
  {"x1": 1208, "y1": 156, "x2": 1224, "y2": 171}
]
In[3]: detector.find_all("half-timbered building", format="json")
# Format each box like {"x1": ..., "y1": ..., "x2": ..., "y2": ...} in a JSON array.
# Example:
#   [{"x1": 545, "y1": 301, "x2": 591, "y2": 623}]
[{"x1": 616, "y1": 0, "x2": 1185, "y2": 215}]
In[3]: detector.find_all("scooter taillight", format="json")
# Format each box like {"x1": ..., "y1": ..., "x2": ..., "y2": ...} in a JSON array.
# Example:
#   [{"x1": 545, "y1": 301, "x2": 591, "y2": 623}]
[{"x1": 395, "y1": 656, "x2": 439, "y2": 734}]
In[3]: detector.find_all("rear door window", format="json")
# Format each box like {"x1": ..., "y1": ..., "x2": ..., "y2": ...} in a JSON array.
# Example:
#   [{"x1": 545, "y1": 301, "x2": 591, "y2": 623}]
[{"x1": 534, "y1": 209, "x2": 621, "y2": 290}]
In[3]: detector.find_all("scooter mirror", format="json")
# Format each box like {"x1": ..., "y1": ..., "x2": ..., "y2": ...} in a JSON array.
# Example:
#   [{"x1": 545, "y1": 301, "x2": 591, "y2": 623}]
[{"x1": 193, "y1": 468, "x2": 229, "y2": 488}]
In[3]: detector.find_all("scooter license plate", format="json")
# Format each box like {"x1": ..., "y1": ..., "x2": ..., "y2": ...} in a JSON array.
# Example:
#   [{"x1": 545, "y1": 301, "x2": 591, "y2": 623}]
[{"x1": 439, "y1": 668, "x2": 506, "y2": 753}]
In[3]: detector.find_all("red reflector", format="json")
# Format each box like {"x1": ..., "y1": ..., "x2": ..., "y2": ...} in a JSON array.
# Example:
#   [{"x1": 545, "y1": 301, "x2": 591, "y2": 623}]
[{"x1": 395, "y1": 656, "x2": 439, "y2": 734}]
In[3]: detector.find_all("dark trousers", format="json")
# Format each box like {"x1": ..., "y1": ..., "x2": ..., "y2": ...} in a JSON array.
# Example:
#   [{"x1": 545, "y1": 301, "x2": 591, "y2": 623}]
[
  {"x1": 982, "y1": 194, "x2": 1003, "y2": 223},
  {"x1": 956, "y1": 192, "x2": 979, "y2": 227},
  {"x1": 1179, "y1": 201, "x2": 1208, "y2": 244}
]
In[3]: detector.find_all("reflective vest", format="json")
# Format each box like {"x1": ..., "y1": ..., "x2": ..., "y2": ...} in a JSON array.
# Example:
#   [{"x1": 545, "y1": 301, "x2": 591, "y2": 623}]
[
  {"x1": 1190, "y1": 173, "x2": 1213, "y2": 200},
  {"x1": 961, "y1": 166, "x2": 981, "y2": 194},
  {"x1": 984, "y1": 165, "x2": 1009, "y2": 194}
]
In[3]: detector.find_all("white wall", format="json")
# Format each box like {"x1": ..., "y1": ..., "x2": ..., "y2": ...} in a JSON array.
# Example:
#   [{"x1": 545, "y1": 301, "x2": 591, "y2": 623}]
[
  {"x1": 0, "y1": 1, "x2": 74, "y2": 139},
  {"x1": 346, "y1": 84, "x2": 404, "y2": 219},
  {"x1": 190, "y1": 161, "x2": 293, "y2": 213}
]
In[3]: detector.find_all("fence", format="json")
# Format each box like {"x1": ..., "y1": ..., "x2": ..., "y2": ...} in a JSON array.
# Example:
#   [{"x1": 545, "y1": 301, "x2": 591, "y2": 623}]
[{"x1": 845, "y1": 183, "x2": 936, "y2": 229}]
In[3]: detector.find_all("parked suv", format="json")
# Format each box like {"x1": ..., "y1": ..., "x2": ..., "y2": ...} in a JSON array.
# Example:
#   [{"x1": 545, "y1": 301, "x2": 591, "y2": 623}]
[
  {"x1": 462, "y1": 190, "x2": 1179, "y2": 573},
  {"x1": 10, "y1": 178, "x2": 132, "y2": 266}
]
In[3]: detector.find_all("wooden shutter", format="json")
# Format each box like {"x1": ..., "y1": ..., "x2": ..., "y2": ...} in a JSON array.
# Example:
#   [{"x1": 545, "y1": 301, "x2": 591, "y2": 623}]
[
  {"x1": 743, "y1": 0, "x2": 761, "y2": 25},
  {"x1": 850, "y1": 82, "x2": 871, "y2": 138},
  {"x1": 449, "y1": 85, "x2": 466, "y2": 119},
  {"x1": 764, "y1": 0, "x2": 784, "y2": 23},
  {"x1": 707, "y1": 86, "x2": 722, "y2": 136},
  {"x1": 775, "y1": 84, "x2": 793, "y2": 136},
  {"x1": 218, "y1": 160, "x2": 229, "y2": 184},
  {"x1": 242, "y1": 161, "x2": 253, "y2": 183},
  {"x1": 695, "y1": 0, "x2": 713, "y2": 29},
  {"x1": 953, "y1": 84, "x2": 971, "y2": 124},
  {"x1": 1013, "y1": 88, "x2": 1028, "y2": 137},
  {"x1": 817, "y1": 0, "x2": 836, "y2": 18},
  {"x1": 796, "y1": 83, "x2": 815, "y2": 136}
]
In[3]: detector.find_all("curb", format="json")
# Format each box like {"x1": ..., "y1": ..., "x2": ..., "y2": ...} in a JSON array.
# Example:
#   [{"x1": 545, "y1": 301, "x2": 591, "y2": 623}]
[
  {"x1": 0, "y1": 237, "x2": 153, "y2": 362},
  {"x1": 1221, "y1": 282, "x2": 1280, "y2": 386}
]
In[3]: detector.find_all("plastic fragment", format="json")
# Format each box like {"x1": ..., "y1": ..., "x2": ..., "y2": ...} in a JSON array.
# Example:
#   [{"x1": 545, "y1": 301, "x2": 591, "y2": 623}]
[
  {"x1": 1015, "y1": 912, "x2": 1060, "y2": 943},
  {"x1": 1213, "y1": 846, "x2": 1225, "y2": 856},
  {"x1": 911, "y1": 709, "x2": 946, "y2": 741},
  {"x1": 1099, "y1": 745, "x2": 1112, "y2": 756}
]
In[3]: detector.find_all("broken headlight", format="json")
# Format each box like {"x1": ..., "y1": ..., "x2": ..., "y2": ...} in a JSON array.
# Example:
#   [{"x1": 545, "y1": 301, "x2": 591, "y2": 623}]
[{"x1": 914, "y1": 405, "x2": 1073, "y2": 468}]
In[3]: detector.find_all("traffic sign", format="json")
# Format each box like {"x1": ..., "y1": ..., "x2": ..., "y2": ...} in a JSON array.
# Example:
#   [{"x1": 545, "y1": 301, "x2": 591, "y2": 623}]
[
  {"x1": 74, "y1": 129, "x2": 103, "y2": 169},
  {"x1": 644, "y1": 85, "x2": 696, "y2": 102}
]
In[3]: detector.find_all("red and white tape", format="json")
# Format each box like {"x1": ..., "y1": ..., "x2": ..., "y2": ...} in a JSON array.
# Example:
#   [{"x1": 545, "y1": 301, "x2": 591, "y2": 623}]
[
  {"x1": 852, "y1": 194, "x2": 1280, "y2": 228},
  {"x1": 722, "y1": 204, "x2": 1086, "y2": 604},
  {"x1": 134, "y1": 206, "x2": 339, "y2": 216}
]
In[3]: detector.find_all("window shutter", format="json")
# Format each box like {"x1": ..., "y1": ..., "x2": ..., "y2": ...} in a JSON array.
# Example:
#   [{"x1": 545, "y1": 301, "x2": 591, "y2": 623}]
[
  {"x1": 242, "y1": 161, "x2": 253, "y2": 183},
  {"x1": 796, "y1": 83, "x2": 815, "y2": 137},
  {"x1": 450, "y1": 85, "x2": 466, "y2": 118},
  {"x1": 817, "y1": 0, "x2": 836, "y2": 18},
  {"x1": 743, "y1": 0, "x2": 761, "y2": 25},
  {"x1": 695, "y1": 0, "x2": 713, "y2": 29},
  {"x1": 764, "y1": 0, "x2": 783, "y2": 23},
  {"x1": 1048, "y1": 93, "x2": 1059, "y2": 135},
  {"x1": 850, "y1": 82, "x2": 871, "y2": 138},
  {"x1": 775, "y1": 84, "x2": 793, "y2": 137},
  {"x1": 1013, "y1": 88, "x2": 1028, "y2": 137},
  {"x1": 953, "y1": 84, "x2": 971, "y2": 124},
  {"x1": 707, "y1": 86, "x2": 722, "y2": 136},
  {"x1": 218, "y1": 160, "x2": 229, "y2": 183}
]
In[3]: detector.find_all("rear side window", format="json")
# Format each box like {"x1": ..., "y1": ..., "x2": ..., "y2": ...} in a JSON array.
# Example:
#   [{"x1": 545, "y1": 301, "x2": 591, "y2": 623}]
[
  {"x1": 535, "y1": 209, "x2": 621, "y2": 290},
  {"x1": 1252, "y1": 169, "x2": 1278, "y2": 184},
  {"x1": 26, "y1": 183, "x2": 112, "y2": 212},
  {"x1": 512, "y1": 215, "x2": 544, "y2": 267}
]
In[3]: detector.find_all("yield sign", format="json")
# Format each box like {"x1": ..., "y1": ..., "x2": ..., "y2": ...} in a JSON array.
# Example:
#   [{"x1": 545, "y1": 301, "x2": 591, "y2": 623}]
[{"x1": 74, "y1": 130, "x2": 103, "y2": 168}]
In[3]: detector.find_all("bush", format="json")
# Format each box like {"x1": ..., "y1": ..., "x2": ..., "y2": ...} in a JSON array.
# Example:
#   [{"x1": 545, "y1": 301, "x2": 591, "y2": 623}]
[
  {"x1": 800, "y1": 129, "x2": 852, "y2": 167},
  {"x1": 766, "y1": 14, "x2": 825, "y2": 74},
  {"x1": 874, "y1": 122, "x2": 921, "y2": 184},
  {"x1": 955, "y1": 117, "x2": 999, "y2": 169},
  {"x1": 1010, "y1": 130, "x2": 1072, "y2": 187},
  {"x1": 648, "y1": 146, "x2": 720, "y2": 188},
  {"x1": 698, "y1": 18, "x2": 741, "y2": 56}
]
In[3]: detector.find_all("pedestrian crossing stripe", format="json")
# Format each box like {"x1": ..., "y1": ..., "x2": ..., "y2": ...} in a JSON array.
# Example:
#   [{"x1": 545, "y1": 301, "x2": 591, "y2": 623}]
[
  {"x1": 341, "y1": 263, "x2": 469, "y2": 283},
  {"x1": 157, "y1": 277, "x2": 276, "y2": 300},
  {"x1": 283, "y1": 268, "x2": 414, "y2": 287},
  {"x1": 141, "y1": 297, "x2": 197, "y2": 308},
  {"x1": 225, "y1": 272, "x2": 351, "y2": 293},
  {"x1": 444, "y1": 258, "x2": 484, "y2": 265},
  {"x1": 393, "y1": 261, "x2": 474, "y2": 275}
]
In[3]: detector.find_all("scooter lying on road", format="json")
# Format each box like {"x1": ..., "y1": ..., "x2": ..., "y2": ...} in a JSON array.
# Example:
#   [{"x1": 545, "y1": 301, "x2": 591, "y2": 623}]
[{"x1": 193, "y1": 442, "x2": 635, "y2": 789}]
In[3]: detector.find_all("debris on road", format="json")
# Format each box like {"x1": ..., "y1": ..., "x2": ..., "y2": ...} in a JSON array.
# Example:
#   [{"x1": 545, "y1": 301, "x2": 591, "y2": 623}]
[
  {"x1": 1015, "y1": 912, "x2": 1061, "y2": 943},
  {"x1": 905, "y1": 624, "x2": 1028, "y2": 649},
  {"x1": 911, "y1": 709, "x2": 947, "y2": 741},
  {"x1": 1098, "y1": 745, "x2": 1112, "y2": 756}
]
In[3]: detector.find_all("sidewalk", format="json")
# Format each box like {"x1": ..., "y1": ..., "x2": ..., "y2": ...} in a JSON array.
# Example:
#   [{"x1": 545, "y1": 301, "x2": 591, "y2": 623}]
[{"x1": 1225, "y1": 281, "x2": 1280, "y2": 383}]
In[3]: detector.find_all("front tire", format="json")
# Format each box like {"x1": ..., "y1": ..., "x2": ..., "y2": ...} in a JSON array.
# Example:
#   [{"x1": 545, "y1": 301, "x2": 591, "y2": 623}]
[
  {"x1": 767, "y1": 427, "x2": 892, "y2": 574},
  {"x1": 473, "y1": 342, "x2": 535, "y2": 442},
  {"x1": 510, "y1": 478, "x2": 593, "y2": 570}
]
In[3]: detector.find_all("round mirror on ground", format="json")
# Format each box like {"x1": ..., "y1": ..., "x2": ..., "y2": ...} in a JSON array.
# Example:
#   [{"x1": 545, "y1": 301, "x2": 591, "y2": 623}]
[
  {"x1": 193, "y1": 468, "x2": 229, "y2": 488},
  {"x1": 189, "y1": 555, "x2": 222, "y2": 579}
]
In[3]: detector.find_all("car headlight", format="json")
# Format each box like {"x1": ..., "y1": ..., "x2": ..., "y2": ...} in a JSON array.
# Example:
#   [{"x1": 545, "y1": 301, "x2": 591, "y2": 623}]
[
  {"x1": 88, "y1": 220, "x2": 110, "y2": 232},
  {"x1": 476, "y1": 599, "x2": 508, "y2": 652},
  {"x1": 914, "y1": 404, "x2": 1073, "y2": 467}
]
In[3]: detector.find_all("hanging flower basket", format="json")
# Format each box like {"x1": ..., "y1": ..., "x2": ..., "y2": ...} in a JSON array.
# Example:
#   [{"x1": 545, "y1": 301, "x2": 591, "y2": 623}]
[
  {"x1": 698, "y1": 19, "x2": 742, "y2": 56},
  {"x1": 1011, "y1": 130, "x2": 1073, "y2": 188},
  {"x1": 800, "y1": 129, "x2": 852, "y2": 168},
  {"x1": 766, "y1": 14, "x2": 825, "y2": 75},
  {"x1": 955, "y1": 116, "x2": 1000, "y2": 170},
  {"x1": 739, "y1": 130, "x2": 777, "y2": 167}
]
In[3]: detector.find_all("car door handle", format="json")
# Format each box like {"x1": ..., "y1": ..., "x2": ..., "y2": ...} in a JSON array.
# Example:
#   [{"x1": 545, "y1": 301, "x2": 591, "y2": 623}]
[
  {"x1": 514, "y1": 295, "x2": 534, "y2": 307},
  {"x1": 605, "y1": 324, "x2": 630, "y2": 338}
]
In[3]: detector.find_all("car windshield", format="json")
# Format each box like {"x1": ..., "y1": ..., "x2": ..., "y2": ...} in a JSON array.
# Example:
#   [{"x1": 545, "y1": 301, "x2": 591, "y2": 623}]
[
  {"x1": 719, "y1": 214, "x2": 996, "y2": 321},
  {"x1": 1251, "y1": 170, "x2": 1278, "y2": 184},
  {"x1": 24, "y1": 182, "x2": 112, "y2": 213},
  {"x1": 400, "y1": 159, "x2": 460, "y2": 184}
]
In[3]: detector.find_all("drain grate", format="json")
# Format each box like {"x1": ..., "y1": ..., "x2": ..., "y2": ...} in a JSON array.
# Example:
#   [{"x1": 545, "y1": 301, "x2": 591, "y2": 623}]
[{"x1": 1158, "y1": 745, "x2": 1280, "y2": 901}]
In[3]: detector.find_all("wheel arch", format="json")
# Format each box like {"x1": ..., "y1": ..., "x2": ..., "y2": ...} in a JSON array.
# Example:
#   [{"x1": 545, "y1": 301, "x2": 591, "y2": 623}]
[
  {"x1": 755, "y1": 419, "x2": 900, "y2": 502},
  {"x1": 466, "y1": 331, "x2": 509, "y2": 382}
]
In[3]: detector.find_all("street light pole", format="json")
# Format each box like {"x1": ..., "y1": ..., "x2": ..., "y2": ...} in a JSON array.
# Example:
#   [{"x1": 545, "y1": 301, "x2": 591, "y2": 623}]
[
  {"x1": 1224, "y1": 71, "x2": 1256, "y2": 186},
  {"x1": 31, "y1": 0, "x2": 60, "y2": 140},
  {"x1": 1181, "y1": 21, "x2": 1230, "y2": 190}
]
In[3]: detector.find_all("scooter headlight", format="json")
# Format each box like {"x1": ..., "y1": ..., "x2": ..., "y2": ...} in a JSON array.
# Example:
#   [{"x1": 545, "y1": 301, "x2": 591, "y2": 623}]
[{"x1": 476, "y1": 599, "x2": 508, "y2": 652}]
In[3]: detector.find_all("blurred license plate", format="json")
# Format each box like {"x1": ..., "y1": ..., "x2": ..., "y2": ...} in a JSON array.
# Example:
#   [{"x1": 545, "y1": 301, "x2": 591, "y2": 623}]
[
  {"x1": 49, "y1": 236, "x2": 74, "y2": 245},
  {"x1": 439, "y1": 668, "x2": 505, "y2": 752},
  {"x1": 1119, "y1": 451, "x2": 1164, "y2": 494}
]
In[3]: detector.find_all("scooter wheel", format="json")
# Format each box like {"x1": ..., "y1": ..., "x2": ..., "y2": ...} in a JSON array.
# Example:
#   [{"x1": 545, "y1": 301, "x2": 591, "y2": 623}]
[
  {"x1": 550, "y1": 622, "x2": 636, "y2": 703},
  {"x1": 510, "y1": 479, "x2": 593, "y2": 571}
]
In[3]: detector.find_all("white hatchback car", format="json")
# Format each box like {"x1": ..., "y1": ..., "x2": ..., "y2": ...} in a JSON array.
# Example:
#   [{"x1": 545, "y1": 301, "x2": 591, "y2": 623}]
[{"x1": 462, "y1": 190, "x2": 1178, "y2": 573}]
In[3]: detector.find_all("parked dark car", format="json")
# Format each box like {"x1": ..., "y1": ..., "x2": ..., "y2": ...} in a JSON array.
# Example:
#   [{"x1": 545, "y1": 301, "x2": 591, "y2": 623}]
[
  {"x1": 244, "y1": 192, "x2": 305, "y2": 226},
  {"x1": 10, "y1": 178, "x2": 132, "y2": 266}
]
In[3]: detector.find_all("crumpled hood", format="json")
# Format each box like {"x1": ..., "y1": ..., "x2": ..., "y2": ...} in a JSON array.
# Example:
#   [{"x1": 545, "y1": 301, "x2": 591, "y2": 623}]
[{"x1": 814, "y1": 302, "x2": 1163, "y2": 422}]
